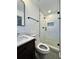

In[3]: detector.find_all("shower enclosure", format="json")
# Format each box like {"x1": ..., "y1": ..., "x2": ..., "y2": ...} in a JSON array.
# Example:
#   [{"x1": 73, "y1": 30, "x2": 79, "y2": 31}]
[{"x1": 33, "y1": 0, "x2": 61, "y2": 49}]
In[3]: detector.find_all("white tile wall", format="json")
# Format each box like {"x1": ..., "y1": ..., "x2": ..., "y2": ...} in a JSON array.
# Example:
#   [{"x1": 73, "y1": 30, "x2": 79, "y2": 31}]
[{"x1": 17, "y1": 0, "x2": 39, "y2": 35}]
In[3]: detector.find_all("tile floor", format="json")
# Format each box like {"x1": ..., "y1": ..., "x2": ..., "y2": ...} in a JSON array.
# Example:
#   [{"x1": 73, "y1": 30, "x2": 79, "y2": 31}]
[{"x1": 35, "y1": 47, "x2": 60, "y2": 59}]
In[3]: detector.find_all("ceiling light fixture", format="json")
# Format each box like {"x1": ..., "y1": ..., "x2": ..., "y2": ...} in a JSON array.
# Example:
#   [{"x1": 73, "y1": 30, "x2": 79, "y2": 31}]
[{"x1": 48, "y1": 10, "x2": 52, "y2": 13}]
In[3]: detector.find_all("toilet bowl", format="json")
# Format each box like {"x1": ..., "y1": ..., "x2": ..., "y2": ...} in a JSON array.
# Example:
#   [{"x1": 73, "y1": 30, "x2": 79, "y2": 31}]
[
  {"x1": 36, "y1": 43, "x2": 50, "y2": 54},
  {"x1": 36, "y1": 43, "x2": 50, "y2": 59}
]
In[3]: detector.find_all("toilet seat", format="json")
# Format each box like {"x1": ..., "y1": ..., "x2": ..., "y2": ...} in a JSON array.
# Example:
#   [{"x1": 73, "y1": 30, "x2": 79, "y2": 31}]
[{"x1": 36, "y1": 43, "x2": 50, "y2": 54}]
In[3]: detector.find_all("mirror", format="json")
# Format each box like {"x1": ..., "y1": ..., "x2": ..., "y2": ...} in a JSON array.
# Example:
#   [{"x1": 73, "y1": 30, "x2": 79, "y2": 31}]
[{"x1": 17, "y1": 0, "x2": 25, "y2": 26}]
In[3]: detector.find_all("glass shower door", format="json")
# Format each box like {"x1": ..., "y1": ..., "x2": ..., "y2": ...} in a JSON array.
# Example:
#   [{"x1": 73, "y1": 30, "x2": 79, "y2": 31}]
[{"x1": 40, "y1": 12, "x2": 60, "y2": 48}]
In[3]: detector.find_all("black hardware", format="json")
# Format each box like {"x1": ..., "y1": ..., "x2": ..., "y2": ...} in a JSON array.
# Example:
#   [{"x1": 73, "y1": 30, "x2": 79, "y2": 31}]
[
  {"x1": 28, "y1": 17, "x2": 39, "y2": 22},
  {"x1": 57, "y1": 11, "x2": 60, "y2": 14},
  {"x1": 58, "y1": 17, "x2": 61, "y2": 19},
  {"x1": 57, "y1": 43, "x2": 60, "y2": 46}
]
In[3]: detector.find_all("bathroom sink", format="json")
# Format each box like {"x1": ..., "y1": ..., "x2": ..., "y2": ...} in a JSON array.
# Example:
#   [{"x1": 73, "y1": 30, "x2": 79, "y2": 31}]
[
  {"x1": 17, "y1": 35, "x2": 29, "y2": 41},
  {"x1": 17, "y1": 35, "x2": 35, "y2": 47}
]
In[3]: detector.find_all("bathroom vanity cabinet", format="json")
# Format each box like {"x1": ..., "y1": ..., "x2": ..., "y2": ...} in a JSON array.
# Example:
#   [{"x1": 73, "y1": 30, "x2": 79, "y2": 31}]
[{"x1": 17, "y1": 39, "x2": 35, "y2": 59}]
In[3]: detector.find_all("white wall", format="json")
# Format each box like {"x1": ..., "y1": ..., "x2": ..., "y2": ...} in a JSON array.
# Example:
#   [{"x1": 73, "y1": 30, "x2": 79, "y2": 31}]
[
  {"x1": 17, "y1": 0, "x2": 39, "y2": 35},
  {"x1": 46, "y1": 14, "x2": 59, "y2": 42},
  {"x1": 40, "y1": 12, "x2": 46, "y2": 40}
]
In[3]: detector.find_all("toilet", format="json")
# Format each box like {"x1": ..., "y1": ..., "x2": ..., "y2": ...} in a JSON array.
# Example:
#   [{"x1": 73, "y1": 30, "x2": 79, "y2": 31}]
[{"x1": 36, "y1": 43, "x2": 50, "y2": 59}]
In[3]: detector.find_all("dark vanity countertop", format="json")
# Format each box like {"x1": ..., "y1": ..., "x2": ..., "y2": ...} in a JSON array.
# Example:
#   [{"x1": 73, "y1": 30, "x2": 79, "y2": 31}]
[{"x1": 17, "y1": 35, "x2": 35, "y2": 47}]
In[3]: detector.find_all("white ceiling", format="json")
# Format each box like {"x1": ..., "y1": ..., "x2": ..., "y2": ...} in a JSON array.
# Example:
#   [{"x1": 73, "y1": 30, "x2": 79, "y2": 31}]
[{"x1": 32, "y1": 0, "x2": 60, "y2": 16}]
